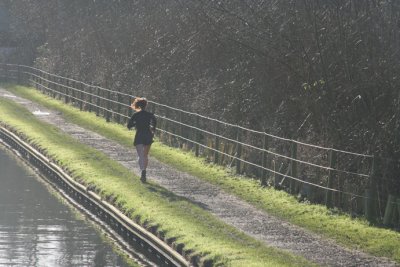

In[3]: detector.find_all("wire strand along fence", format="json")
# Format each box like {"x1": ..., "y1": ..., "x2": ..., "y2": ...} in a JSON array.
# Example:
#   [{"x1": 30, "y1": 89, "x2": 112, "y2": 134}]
[{"x1": 1, "y1": 63, "x2": 399, "y2": 227}]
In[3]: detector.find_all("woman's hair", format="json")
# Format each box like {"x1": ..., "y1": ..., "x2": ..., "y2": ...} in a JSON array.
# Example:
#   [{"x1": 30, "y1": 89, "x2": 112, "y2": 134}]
[{"x1": 132, "y1": 97, "x2": 148, "y2": 111}]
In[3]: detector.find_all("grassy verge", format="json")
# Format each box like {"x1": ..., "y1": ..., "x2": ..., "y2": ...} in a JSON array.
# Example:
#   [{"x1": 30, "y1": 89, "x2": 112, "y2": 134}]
[
  {"x1": 5, "y1": 84, "x2": 400, "y2": 263},
  {"x1": 0, "y1": 89, "x2": 313, "y2": 266}
]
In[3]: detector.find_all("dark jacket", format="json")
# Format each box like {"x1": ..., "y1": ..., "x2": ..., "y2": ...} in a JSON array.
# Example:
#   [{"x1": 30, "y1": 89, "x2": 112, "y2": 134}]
[{"x1": 127, "y1": 110, "x2": 157, "y2": 145}]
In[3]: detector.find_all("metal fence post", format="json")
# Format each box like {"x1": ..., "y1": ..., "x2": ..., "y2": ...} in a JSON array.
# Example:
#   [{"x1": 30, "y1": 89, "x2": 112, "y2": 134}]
[
  {"x1": 106, "y1": 89, "x2": 111, "y2": 122},
  {"x1": 88, "y1": 83, "x2": 93, "y2": 112},
  {"x1": 56, "y1": 76, "x2": 60, "y2": 99},
  {"x1": 178, "y1": 111, "x2": 183, "y2": 147},
  {"x1": 51, "y1": 74, "x2": 56, "y2": 98},
  {"x1": 236, "y1": 127, "x2": 242, "y2": 174},
  {"x1": 365, "y1": 156, "x2": 378, "y2": 223},
  {"x1": 127, "y1": 96, "x2": 133, "y2": 122},
  {"x1": 117, "y1": 93, "x2": 122, "y2": 124},
  {"x1": 214, "y1": 122, "x2": 220, "y2": 164},
  {"x1": 160, "y1": 107, "x2": 166, "y2": 143},
  {"x1": 325, "y1": 149, "x2": 337, "y2": 208},
  {"x1": 290, "y1": 141, "x2": 298, "y2": 194},
  {"x1": 39, "y1": 70, "x2": 43, "y2": 92},
  {"x1": 45, "y1": 72, "x2": 49, "y2": 95},
  {"x1": 48, "y1": 74, "x2": 53, "y2": 97},
  {"x1": 273, "y1": 160, "x2": 279, "y2": 189},
  {"x1": 79, "y1": 82, "x2": 84, "y2": 111},
  {"x1": 96, "y1": 86, "x2": 100, "y2": 116},
  {"x1": 65, "y1": 79, "x2": 70, "y2": 104},
  {"x1": 167, "y1": 109, "x2": 173, "y2": 146},
  {"x1": 261, "y1": 134, "x2": 269, "y2": 186},
  {"x1": 195, "y1": 116, "x2": 200, "y2": 157},
  {"x1": 70, "y1": 80, "x2": 75, "y2": 103},
  {"x1": 33, "y1": 69, "x2": 37, "y2": 89}
]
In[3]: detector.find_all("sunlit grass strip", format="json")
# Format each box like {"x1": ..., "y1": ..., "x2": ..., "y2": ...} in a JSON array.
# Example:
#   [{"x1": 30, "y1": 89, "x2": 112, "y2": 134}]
[
  {"x1": 0, "y1": 93, "x2": 313, "y2": 266},
  {"x1": 6, "y1": 84, "x2": 400, "y2": 263}
]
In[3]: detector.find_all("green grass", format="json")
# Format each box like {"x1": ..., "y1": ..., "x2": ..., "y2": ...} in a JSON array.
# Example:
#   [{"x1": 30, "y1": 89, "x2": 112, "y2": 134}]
[
  {"x1": 0, "y1": 88, "x2": 314, "y2": 266},
  {"x1": 5, "y1": 84, "x2": 400, "y2": 263}
]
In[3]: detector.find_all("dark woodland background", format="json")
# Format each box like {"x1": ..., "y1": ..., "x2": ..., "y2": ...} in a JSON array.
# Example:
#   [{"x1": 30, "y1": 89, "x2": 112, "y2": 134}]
[{"x1": 1, "y1": 1, "x2": 400, "y2": 197}]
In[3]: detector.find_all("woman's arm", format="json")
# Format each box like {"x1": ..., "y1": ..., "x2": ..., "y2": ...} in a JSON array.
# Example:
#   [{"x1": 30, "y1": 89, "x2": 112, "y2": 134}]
[{"x1": 127, "y1": 114, "x2": 136, "y2": 130}]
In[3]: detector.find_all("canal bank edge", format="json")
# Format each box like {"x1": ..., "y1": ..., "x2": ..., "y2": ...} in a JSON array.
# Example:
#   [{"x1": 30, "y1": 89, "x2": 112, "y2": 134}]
[{"x1": 0, "y1": 125, "x2": 192, "y2": 267}]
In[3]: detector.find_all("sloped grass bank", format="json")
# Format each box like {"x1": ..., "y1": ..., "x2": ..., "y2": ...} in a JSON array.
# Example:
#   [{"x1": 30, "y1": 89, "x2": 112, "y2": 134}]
[
  {"x1": 0, "y1": 93, "x2": 312, "y2": 266},
  {"x1": 5, "y1": 84, "x2": 400, "y2": 263}
]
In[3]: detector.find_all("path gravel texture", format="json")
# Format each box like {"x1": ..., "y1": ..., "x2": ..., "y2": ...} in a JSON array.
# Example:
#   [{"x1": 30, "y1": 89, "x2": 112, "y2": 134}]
[{"x1": 1, "y1": 88, "x2": 398, "y2": 267}]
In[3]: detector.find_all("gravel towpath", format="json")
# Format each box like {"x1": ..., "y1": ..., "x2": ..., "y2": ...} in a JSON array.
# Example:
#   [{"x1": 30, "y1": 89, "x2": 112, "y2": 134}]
[{"x1": 1, "y1": 88, "x2": 398, "y2": 267}]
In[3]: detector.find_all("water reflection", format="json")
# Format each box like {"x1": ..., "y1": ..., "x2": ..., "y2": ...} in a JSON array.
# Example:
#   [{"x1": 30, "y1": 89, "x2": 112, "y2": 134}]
[{"x1": 0, "y1": 147, "x2": 137, "y2": 266}]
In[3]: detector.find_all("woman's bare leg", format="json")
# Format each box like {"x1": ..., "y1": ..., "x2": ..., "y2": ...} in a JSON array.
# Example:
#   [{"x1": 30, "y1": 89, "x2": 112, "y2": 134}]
[
  {"x1": 135, "y1": 144, "x2": 151, "y2": 182},
  {"x1": 143, "y1": 145, "x2": 151, "y2": 170},
  {"x1": 135, "y1": 144, "x2": 145, "y2": 171}
]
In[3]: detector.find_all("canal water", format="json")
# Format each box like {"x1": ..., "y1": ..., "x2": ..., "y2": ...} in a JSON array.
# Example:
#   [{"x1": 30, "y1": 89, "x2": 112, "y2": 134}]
[{"x1": 0, "y1": 146, "x2": 139, "y2": 267}]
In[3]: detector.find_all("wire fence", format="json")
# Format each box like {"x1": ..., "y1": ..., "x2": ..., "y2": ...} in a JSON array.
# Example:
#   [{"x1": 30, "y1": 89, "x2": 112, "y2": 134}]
[{"x1": 1, "y1": 63, "x2": 399, "y2": 226}]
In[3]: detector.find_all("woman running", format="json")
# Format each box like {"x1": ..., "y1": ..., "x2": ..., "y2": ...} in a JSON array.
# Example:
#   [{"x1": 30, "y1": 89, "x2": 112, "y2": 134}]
[{"x1": 127, "y1": 97, "x2": 156, "y2": 182}]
